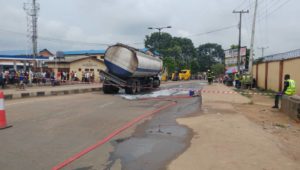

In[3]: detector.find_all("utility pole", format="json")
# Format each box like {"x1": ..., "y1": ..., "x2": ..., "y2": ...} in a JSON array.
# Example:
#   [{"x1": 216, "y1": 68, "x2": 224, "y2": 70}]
[
  {"x1": 258, "y1": 46, "x2": 269, "y2": 58},
  {"x1": 24, "y1": 0, "x2": 39, "y2": 70},
  {"x1": 32, "y1": 0, "x2": 38, "y2": 60},
  {"x1": 233, "y1": 10, "x2": 249, "y2": 74},
  {"x1": 248, "y1": 0, "x2": 258, "y2": 74}
]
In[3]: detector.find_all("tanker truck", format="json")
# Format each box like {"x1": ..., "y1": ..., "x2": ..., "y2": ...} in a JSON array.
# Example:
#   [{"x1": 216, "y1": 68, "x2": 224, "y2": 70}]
[{"x1": 100, "y1": 43, "x2": 163, "y2": 94}]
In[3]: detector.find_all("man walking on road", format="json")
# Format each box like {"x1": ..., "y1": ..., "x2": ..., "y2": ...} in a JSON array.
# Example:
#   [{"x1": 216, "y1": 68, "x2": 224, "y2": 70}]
[{"x1": 272, "y1": 74, "x2": 296, "y2": 108}]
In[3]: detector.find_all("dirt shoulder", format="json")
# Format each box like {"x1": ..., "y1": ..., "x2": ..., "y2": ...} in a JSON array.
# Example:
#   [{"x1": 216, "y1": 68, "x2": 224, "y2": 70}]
[{"x1": 168, "y1": 84, "x2": 300, "y2": 170}]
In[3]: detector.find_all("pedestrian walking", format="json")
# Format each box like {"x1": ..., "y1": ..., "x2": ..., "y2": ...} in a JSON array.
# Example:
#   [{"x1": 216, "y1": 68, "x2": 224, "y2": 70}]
[
  {"x1": 19, "y1": 72, "x2": 25, "y2": 90},
  {"x1": 272, "y1": 74, "x2": 296, "y2": 108}
]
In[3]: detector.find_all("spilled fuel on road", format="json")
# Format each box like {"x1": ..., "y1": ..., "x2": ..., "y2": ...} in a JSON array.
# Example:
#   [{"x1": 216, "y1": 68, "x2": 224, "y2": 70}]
[{"x1": 105, "y1": 83, "x2": 203, "y2": 170}]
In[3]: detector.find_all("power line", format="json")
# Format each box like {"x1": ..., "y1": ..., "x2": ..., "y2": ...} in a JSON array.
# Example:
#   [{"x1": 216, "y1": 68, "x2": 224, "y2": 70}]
[
  {"x1": 234, "y1": 0, "x2": 250, "y2": 10},
  {"x1": 0, "y1": 28, "x2": 111, "y2": 47},
  {"x1": 124, "y1": 24, "x2": 239, "y2": 45},
  {"x1": 257, "y1": 0, "x2": 292, "y2": 22},
  {"x1": 186, "y1": 24, "x2": 238, "y2": 37},
  {"x1": 258, "y1": 46, "x2": 269, "y2": 57}
]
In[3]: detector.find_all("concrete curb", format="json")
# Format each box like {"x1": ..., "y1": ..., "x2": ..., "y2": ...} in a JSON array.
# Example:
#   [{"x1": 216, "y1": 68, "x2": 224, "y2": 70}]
[{"x1": 3, "y1": 87, "x2": 102, "y2": 100}]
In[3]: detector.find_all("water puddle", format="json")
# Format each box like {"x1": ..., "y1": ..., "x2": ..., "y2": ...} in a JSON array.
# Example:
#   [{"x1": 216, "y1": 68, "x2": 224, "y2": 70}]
[{"x1": 105, "y1": 93, "x2": 202, "y2": 170}]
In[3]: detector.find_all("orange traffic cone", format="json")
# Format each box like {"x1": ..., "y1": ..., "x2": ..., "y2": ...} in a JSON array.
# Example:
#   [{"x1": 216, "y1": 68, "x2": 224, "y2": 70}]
[{"x1": 0, "y1": 91, "x2": 12, "y2": 130}]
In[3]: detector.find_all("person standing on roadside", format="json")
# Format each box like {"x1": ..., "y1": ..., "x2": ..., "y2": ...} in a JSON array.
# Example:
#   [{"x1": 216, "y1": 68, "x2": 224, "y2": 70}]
[
  {"x1": 272, "y1": 74, "x2": 296, "y2": 108},
  {"x1": 0, "y1": 71, "x2": 4, "y2": 89},
  {"x1": 207, "y1": 70, "x2": 213, "y2": 85}
]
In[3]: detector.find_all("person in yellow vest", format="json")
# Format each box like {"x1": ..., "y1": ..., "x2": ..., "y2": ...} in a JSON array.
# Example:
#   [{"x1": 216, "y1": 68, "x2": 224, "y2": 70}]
[
  {"x1": 272, "y1": 74, "x2": 296, "y2": 108},
  {"x1": 234, "y1": 73, "x2": 240, "y2": 88}
]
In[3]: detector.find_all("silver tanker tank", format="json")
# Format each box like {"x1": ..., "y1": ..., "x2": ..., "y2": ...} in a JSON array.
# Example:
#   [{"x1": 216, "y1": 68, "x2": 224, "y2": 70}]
[
  {"x1": 101, "y1": 43, "x2": 162, "y2": 94},
  {"x1": 104, "y1": 43, "x2": 163, "y2": 78}
]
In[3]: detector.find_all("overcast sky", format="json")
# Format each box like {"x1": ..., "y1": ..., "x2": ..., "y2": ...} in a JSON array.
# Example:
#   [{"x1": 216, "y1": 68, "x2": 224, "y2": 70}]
[{"x1": 0, "y1": 0, "x2": 299, "y2": 58}]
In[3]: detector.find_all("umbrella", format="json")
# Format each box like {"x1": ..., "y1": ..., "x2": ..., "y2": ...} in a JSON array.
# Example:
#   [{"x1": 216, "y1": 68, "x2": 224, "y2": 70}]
[{"x1": 225, "y1": 67, "x2": 237, "y2": 74}]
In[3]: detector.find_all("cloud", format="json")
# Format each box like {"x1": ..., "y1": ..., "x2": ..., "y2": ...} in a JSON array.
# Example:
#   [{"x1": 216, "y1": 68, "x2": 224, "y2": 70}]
[{"x1": 0, "y1": 0, "x2": 299, "y2": 57}]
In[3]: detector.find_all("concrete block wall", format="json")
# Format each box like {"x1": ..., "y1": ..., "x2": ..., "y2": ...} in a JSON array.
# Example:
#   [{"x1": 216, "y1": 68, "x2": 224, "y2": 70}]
[{"x1": 281, "y1": 95, "x2": 300, "y2": 121}]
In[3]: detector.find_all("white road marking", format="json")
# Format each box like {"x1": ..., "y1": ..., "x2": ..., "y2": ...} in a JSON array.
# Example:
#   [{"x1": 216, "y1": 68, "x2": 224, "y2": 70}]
[
  {"x1": 99, "y1": 102, "x2": 114, "y2": 108},
  {"x1": 5, "y1": 94, "x2": 94, "y2": 106}
]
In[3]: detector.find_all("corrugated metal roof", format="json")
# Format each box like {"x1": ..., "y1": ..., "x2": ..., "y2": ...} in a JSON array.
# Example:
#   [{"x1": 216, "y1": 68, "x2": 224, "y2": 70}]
[
  {"x1": 263, "y1": 49, "x2": 300, "y2": 61},
  {"x1": 0, "y1": 49, "x2": 53, "y2": 56},
  {"x1": 0, "y1": 55, "x2": 49, "y2": 61},
  {"x1": 63, "y1": 50, "x2": 106, "y2": 56},
  {"x1": 0, "y1": 50, "x2": 33, "y2": 56},
  {"x1": 46, "y1": 56, "x2": 102, "y2": 63}
]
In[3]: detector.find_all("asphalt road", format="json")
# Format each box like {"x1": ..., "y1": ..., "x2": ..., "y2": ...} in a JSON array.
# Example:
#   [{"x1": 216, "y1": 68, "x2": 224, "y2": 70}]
[{"x1": 0, "y1": 81, "x2": 203, "y2": 170}]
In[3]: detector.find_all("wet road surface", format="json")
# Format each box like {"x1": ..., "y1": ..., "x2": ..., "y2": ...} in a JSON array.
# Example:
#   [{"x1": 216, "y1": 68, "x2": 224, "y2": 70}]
[
  {"x1": 106, "y1": 82, "x2": 203, "y2": 170},
  {"x1": 0, "y1": 80, "x2": 203, "y2": 170}
]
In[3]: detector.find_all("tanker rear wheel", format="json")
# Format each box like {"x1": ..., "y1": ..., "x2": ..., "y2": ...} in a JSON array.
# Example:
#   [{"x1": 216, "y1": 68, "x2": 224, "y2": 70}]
[
  {"x1": 103, "y1": 81, "x2": 119, "y2": 94},
  {"x1": 125, "y1": 80, "x2": 137, "y2": 94},
  {"x1": 103, "y1": 84, "x2": 112, "y2": 94},
  {"x1": 136, "y1": 80, "x2": 141, "y2": 93}
]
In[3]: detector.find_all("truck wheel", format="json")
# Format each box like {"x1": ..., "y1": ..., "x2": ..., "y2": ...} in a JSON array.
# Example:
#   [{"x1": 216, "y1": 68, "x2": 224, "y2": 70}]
[
  {"x1": 103, "y1": 84, "x2": 112, "y2": 94},
  {"x1": 125, "y1": 80, "x2": 136, "y2": 94},
  {"x1": 136, "y1": 80, "x2": 141, "y2": 93},
  {"x1": 153, "y1": 78, "x2": 160, "y2": 88},
  {"x1": 111, "y1": 85, "x2": 119, "y2": 94}
]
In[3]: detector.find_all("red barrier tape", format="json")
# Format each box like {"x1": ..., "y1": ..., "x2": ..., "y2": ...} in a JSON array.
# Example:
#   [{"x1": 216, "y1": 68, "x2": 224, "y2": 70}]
[{"x1": 52, "y1": 101, "x2": 177, "y2": 170}]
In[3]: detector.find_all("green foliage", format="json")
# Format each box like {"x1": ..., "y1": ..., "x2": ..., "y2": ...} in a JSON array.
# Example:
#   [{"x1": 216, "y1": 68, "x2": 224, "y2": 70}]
[
  {"x1": 145, "y1": 33, "x2": 196, "y2": 73},
  {"x1": 196, "y1": 43, "x2": 225, "y2": 72},
  {"x1": 144, "y1": 33, "x2": 224, "y2": 74},
  {"x1": 230, "y1": 44, "x2": 239, "y2": 49},
  {"x1": 145, "y1": 32, "x2": 173, "y2": 53},
  {"x1": 190, "y1": 59, "x2": 199, "y2": 74},
  {"x1": 211, "y1": 63, "x2": 225, "y2": 76},
  {"x1": 162, "y1": 57, "x2": 176, "y2": 74}
]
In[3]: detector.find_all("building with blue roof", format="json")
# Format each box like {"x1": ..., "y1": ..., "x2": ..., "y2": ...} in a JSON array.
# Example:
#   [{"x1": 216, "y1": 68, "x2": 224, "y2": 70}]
[
  {"x1": 61, "y1": 50, "x2": 106, "y2": 61},
  {"x1": 0, "y1": 49, "x2": 53, "y2": 71},
  {"x1": 62, "y1": 50, "x2": 106, "y2": 56}
]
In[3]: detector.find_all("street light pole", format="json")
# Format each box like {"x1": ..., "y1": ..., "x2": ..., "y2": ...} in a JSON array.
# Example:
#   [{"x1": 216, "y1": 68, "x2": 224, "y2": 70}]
[{"x1": 148, "y1": 26, "x2": 172, "y2": 53}]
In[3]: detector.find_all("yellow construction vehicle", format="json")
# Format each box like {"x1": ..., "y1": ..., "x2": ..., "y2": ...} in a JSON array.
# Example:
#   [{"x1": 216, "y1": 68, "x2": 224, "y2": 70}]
[
  {"x1": 171, "y1": 71, "x2": 179, "y2": 81},
  {"x1": 179, "y1": 69, "x2": 191, "y2": 80}
]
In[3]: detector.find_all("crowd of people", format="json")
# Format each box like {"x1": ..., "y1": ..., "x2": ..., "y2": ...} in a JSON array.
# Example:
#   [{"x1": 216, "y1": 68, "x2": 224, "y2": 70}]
[{"x1": 0, "y1": 69, "x2": 100, "y2": 89}]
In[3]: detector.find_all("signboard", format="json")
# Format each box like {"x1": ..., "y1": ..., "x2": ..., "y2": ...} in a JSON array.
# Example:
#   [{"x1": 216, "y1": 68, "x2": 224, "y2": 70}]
[
  {"x1": 82, "y1": 62, "x2": 98, "y2": 67},
  {"x1": 224, "y1": 47, "x2": 247, "y2": 58},
  {"x1": 224, "y1": 47, "x2": 247, "y2": 70}
]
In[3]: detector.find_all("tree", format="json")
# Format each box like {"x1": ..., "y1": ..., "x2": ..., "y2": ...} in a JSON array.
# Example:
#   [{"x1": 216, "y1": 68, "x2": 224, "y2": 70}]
[
  {"x1": 162, "y1": 57, "x2": 176, "y2": 74},
  {"x1": 190, "y1": 59, "x2": 199, "y2": 74},
  {"x1": 196, "y1": 43, "x2": 225, "y2": 72},
  {"x1": 144, "y1": 33, "x2": 196, "y2": 73},
  {"x1": 144, "y1": 32, "x2": 173, "y2": 56},
  {"x1": 211, "y1": 63, "x2": 225, "y2": 76},
  {"x1": 172, "y1": 37, "x2": 196, "y2": 68}
]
